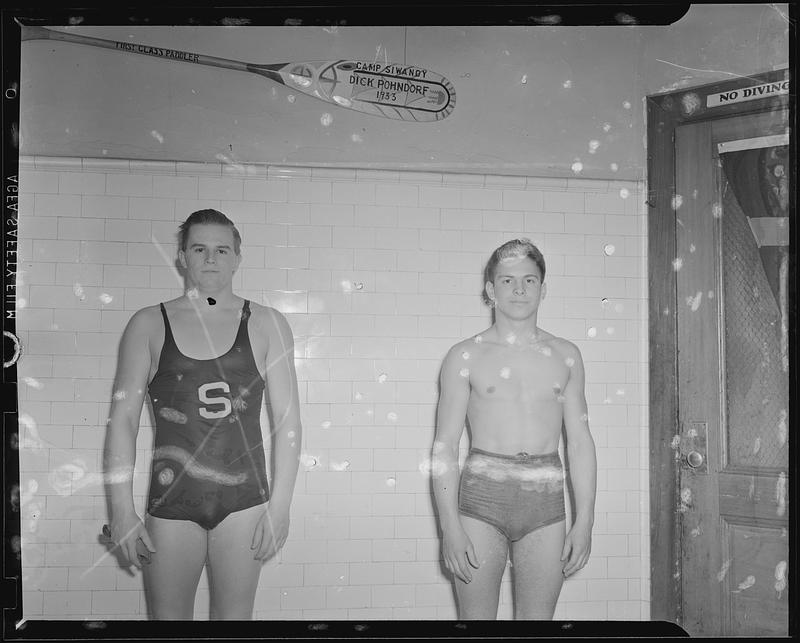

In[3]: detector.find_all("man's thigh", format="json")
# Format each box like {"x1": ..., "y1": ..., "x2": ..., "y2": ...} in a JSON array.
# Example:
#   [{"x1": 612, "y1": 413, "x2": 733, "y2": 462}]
[
  {"x1": 510, "y1": 519, "x2": 566, "y2": 619},
  {"x1": 143, "y1": 515, "x2": 208, "y2": 619},
  {"x1": 206, "y1": 503, "x2": 266, "y2": 619}
]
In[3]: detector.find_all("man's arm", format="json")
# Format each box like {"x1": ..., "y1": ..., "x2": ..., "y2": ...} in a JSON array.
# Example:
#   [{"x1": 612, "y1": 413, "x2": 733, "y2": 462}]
[
  {"x1": 560, "y1": 342, "x2": 597, "y2": 577},
  {"x1": 252, "y1": 307, "x2": 302, "y2": 561},
  {"x1": 103, "y1": 308, "x2": 157, "y2": 569},
  {"x1": 432, "y1": 343, "x2": 478, "y2": 583}
]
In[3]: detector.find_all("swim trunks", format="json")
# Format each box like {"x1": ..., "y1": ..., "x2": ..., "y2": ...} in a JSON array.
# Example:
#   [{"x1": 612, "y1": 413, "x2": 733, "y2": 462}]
[
  {"x1": 458, "y1": 447, "x2": 565, "y2": 541},
  {"x1": 146, "y1": 300, "x2": 269, "y2": 530}
]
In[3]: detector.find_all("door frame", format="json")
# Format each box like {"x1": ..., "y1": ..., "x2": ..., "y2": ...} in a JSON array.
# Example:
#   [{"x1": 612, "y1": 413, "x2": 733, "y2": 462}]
[{"x1": 645, "y1": 67, "x2": 790, "y2": 624}]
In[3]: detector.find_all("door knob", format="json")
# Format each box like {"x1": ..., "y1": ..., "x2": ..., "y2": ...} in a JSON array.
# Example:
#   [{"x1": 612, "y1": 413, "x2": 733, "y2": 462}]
[{"x1": 686, "y1": 451, "x2": 704, "y2": 468}]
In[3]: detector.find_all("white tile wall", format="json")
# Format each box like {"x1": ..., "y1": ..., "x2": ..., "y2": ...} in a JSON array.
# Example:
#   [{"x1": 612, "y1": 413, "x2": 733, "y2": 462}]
[{"x1": 16, "y1": 156, "x2": 649, "y2": 620}]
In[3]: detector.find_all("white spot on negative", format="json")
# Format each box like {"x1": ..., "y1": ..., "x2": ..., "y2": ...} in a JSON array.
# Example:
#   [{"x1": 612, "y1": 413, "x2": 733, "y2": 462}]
[
  {"x1": 420, "y1": 457, "x2": 447, "y2": 477},
  {"x1": 671, "y1": 195, "x2": 683, "y2": 210},
  {"x1": 99, "y1": 293, "x2": 114, "y2": 304},
  {"x1": 461, "y1": 351, "x2": 470, "y2": 360},
  {"x1": 351, "y1": 133, "x2": 363, "y2": 143},
  {"x1": 686, "y1": 291, "x2": 703, "y2": 311},
  {"x1": 587, "y1": 327, "x2": 597, "y2": 338},
  {"x1": 565, "y1": 357, "x2": 575, "y2": 367},
  {"x1": 680, "y1": 92, "x2": 703, "y2": 115},
  {"x1": 499, "y1": 367, "x2": 511, "y2": 379},
  {"x1": 377, "y1": 373, "x2": 388, "y2": 383},
  {"x1": 386, "y1": 477, "x2": 396, "y2": 487},
  {"x1": 753, "y1": 437, "x2": 761, "y2": 455},
  {"x1": 22, "y1": 377, "x2": 43, "y2": 390},
  {"x1": 287, "y1": 430, "x2": 295, "y2": 438},
  {"x1": 300, "y1": 454, "x2": 318, "y2": 468},
  {"x1": 562, "y1": 80, "x2": 572, "y2": 89},
  {"x1": 777, "y1": 410, "x2": 787, "y2": 446},
  {"x1": 151, "y1": 130, "x2": 164, "y2": 144},
  {"x1": 113, "y1": 390, "x2": 126, "y2": 401},
  {"x1": 610, "y1": 163, "x2": 619, "y2": 172},
  {"x1": 619, "y1": 188, "x2": 630, "y2": 199},
  {"x1": 776, "y1": 472, "x2": 786, "y2": 516},
  {"x1": 604, "y1": 244, "x2": 616, "y2": 256},
  {"x1": 321, "y1": 420, "x2": 332, "y2": 428},
  {"x1": 680, "y1": 488, "x2": 692, "y2": 504},
  {"x1": 717, "y1": 559, "x2": 731, "y2": 582},
  {"x1": 670, "y1": 435, "x2": 681, "y2": 450},
  {"x1": 330, "y1": 460, "x2": 350, "y2": 471},
  {"x1": 387, "y1": 411, "x2": 398, "y2": 422},
  {"x1": 157, "y1": 467, "x2": 174, "y2": 486},
  {"x1": 520, "y1": 74, "x2": 528, "y2": 84},
  {"x1": 603, "y1": 122, "x2": 612, "y2": 132},
  {"x1": 505, "y1": 333, "x2": 517, "y2": 345},
  {"x1": 690, "y1": 526, "x2": 701, "y2": 537},
  {"x1": 711, "y1": 203, "x2": 723, "y2": 219},
  {"x1": 736, "y1": 575, "x2": 756, "y2": 592},
  {"x1": 589, "y1": 139, "x2": 600, "y2": 153},
  {"x1": 187, "y1": 288, "x2": 199, "y2": 300},
  {"x1": 287, "y1": 94, "x2": 296, "y2": 103},
  {"x1": 689, "y1": 244, "x2": 696, "y2": 253},
  {"x1": 622, "y1": 100, "x2": 632, "y2": 109},
  {"x1": 320, "y1": 112, "x2": 333, "y2": 127},
  {"x1": 672, "y1": 257, "x2": 684, "y2": 271},
  {"x1": 459, "y1": 368, "x2": 469, "y2": 378},
  {"x1": 571, "y1": 161, "x2": 583, "y2": 174},
  {"x1": 474, "y1": 335, "x2": 483, "y2": 344},
  {"x1": 774, "y1": 560, "x2": 787, "y2": 595}
]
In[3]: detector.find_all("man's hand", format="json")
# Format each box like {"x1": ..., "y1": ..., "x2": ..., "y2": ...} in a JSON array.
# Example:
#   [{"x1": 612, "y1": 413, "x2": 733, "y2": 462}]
[
  {"x1": 251, "y1": 502, "x2": 290, "y2": 561},
  {"x1": 561, "y1": 519, "x2": 592, "y2": 577},
  {"x1": 442, "y1": 524, "x2": 480, "y2": 583},
  {"x1": 109, "y1": 514, "x2": 156, "y2": 569}
]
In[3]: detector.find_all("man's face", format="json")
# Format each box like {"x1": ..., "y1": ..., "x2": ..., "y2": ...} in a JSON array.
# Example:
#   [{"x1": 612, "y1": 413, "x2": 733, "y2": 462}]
[
  {"x1": 178, "y1": 223, "x2": 241, "y2": 292},
  {"x1": 485, "y1": 255, "x2": 546, "y2": 320}
]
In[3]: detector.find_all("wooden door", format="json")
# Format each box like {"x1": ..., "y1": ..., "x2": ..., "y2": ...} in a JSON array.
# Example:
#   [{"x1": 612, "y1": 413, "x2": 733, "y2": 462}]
[{"x1": 674, "y1": 110, "x2": 789, "y2": 635}]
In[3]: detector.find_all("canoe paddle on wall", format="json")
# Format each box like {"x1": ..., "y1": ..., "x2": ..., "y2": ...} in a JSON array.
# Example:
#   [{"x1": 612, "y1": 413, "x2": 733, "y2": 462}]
[{"x1": 21, "y1": 25, "x2": 457, "y2": 122}]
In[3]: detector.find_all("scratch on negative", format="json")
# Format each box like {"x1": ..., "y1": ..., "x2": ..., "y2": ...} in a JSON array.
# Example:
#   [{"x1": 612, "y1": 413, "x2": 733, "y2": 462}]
[{"x1": 654, "y1": 60, "x2": 749, "y2": 79}]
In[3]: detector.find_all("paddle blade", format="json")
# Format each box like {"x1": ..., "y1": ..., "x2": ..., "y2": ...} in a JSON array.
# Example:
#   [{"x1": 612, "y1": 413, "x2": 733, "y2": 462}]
[{"x1": 262, "y1": 60, "x2": 456, "y2": 122}]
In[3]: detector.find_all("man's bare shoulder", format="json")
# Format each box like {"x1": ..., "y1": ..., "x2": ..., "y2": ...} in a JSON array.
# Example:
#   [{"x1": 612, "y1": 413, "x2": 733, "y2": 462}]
[
  {"x1": 125, "y1": 304, "x2": 164, "y2": 334},
  {"x1": 445, "y1": 330, "x2": 493, "y2": 359},
  {"x1": 546, "y1": 334, "x2": 582, "y2": 361},
  {"x1": 248, "y1": 302, "x2": 292, "y2": 335}
]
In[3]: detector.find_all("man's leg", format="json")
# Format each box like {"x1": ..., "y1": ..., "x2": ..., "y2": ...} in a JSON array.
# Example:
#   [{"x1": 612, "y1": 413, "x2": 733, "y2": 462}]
[
  {"x1": 142, "y1": 515, "x2": 208, "y2": 619},
  {"x1": 206, "y1": 504, "x2": 266, "y2": 620},
  {"x1": 454, "y1": 514, "x2": 509, "y2": 619},
  {"x1": 510, "y1": 519, "x2": 566, "y2": 619}
]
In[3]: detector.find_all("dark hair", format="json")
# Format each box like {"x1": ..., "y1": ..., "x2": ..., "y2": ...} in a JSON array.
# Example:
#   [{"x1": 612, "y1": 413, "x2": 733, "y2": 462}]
[
  {"x1": 483, "y1": 238, "x2": 546, "y2": 286},
  {"x1": 178, "y1": 209, "x2": 241, "y2": 254}
]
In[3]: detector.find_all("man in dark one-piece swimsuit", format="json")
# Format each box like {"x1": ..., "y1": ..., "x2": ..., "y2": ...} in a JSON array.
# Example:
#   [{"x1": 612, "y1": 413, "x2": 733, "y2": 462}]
[{"x1": 104, "y1": 209, "x2": 301, "y2": 620}]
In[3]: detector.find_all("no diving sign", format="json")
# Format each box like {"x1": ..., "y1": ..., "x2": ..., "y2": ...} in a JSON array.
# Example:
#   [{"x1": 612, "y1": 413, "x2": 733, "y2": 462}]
[{"x1": 707, "y1": 80, "x2": 789, "y2": 108}]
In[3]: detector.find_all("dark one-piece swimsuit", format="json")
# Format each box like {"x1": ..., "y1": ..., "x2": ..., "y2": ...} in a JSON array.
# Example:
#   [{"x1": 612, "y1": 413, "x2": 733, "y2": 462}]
[{"x1": 146, "y1": 300, "x2": 269, "y2": 530}]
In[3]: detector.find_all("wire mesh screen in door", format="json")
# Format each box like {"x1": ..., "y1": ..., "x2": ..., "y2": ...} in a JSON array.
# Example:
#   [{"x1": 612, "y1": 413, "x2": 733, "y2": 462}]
[{"x1": 719, "y1": 145, "x2": 789, "y2": 470}]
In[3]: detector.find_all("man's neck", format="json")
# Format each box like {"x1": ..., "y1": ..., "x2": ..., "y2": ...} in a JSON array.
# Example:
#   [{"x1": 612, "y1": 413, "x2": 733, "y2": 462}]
[
  {"x1": 493, "y1": 314, "x2": 540, "y2": 344},
  {"x1": 184, "y1": 286, "x2": 239, "y2": 309}
]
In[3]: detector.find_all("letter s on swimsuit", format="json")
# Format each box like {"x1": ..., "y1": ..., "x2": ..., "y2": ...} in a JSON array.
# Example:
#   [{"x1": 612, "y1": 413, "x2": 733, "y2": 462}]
[{"x1": 198, "y1": 382, "x2": 232, "y2": 419}]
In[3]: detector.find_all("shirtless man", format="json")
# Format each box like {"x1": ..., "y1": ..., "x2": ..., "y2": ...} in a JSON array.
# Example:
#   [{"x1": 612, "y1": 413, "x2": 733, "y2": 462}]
[
  {"x1": 103, "y1": 209, "x2": 301, "y2": 619},
  {"x1": 433, "y1": 238, "x2": 596, "y2": 619}
]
